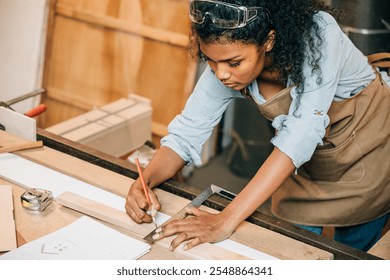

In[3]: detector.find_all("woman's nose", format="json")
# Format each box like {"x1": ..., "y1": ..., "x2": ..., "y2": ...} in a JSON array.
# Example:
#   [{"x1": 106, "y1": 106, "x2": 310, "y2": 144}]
[{"x1": 215, "y1": 66, "x2": 231, "y2": 81}]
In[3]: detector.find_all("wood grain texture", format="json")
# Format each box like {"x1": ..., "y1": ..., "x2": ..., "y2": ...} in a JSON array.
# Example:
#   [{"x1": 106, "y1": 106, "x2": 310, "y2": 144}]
[
  {"x1": 40, "y1": 0, "x2": 197, "y2": 143},
  {"x1": 0, "y1": 185, "x2": 17, "y2": 252},
  {"x1": 368, "y1": 229, "x2": 390, "y2": 259},
  {"x1": 0, "y1": 141, "x2": 43, "y2": 154}
]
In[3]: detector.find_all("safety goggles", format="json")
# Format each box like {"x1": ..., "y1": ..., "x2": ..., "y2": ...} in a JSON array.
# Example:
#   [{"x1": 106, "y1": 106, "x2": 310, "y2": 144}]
[{"x1": 189, "y1": 0, "x2": 266, "y2": 29}]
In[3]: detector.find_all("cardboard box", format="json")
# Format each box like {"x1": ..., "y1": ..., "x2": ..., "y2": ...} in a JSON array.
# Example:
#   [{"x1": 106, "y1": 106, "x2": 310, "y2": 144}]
[{"x1": 46, "y1": 94, "x2": 152, "y2": 157}]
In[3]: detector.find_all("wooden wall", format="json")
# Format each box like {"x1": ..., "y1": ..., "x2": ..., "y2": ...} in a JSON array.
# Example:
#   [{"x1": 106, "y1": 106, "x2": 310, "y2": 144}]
[{"x1": 40, "y1": 0, "x2": 197, "y2": 146}]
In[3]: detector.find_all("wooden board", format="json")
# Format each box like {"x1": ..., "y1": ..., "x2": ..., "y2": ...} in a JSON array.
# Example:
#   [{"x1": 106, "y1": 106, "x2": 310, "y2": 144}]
[
  {"x1": 0, "y1": 131, "x2": 334, "y2": 259},
  {"x1": 40, "y1": 0, "x2": 197, "y2": 144},
  {"x1": 368, "y1": 228, "x2": 390, "y2": 259},
  {"x1": 0, "y1": 185, "x2": 17, "y2": 252}
]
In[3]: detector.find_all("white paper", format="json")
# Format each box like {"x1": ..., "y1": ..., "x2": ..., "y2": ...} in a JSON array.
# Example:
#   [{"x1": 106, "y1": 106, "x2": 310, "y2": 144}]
[
  {"x1": 0, "y1": 216, "x2": 150, "y2": 260},
  {"x1": 0, "y1": 153, "x2": 125, "y2": 210}
]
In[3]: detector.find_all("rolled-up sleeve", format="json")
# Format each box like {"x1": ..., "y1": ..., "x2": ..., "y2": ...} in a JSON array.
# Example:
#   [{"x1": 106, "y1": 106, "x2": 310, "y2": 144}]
[
  {"x1": 161, "y1": 66, "x2": 237, "y2": 166},
  {"x1": 271, "y1": 17, "x2": 344, "y2": 168}
]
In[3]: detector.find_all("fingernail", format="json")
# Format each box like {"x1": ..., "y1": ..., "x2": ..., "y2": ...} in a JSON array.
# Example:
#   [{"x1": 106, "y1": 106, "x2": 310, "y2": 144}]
[
  {"x1": 169, "y1": 245, "x2": 174, "y2": 251},
  {"x1": 183, "y1": 245, "x2": 188, "y2": 251},
  {"x1": 151, "y1": 207, "x2": 157, "y2": 217},
  {"x1": 155, "y1": 227, "x2": 162, "y2": 233},
  {"x1": 152, "y1": 233, "x2": 160, "y2": 240}
]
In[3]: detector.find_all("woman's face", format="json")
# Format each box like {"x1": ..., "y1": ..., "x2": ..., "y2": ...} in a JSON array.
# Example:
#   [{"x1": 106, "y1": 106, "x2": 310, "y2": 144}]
[{"x1": 199, "y1": 40, "x2": 267, "y2": 91}]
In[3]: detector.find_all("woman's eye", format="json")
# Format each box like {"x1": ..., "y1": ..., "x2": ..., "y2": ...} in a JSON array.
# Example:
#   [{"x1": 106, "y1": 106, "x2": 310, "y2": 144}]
[{"x1": 228, "y1": 62, "x2": 240, "y2": 67}]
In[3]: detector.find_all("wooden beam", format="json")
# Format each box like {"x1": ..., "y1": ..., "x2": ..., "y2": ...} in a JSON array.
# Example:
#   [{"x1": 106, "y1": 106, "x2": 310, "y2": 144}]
[
  {"x1": 55, "y1": 3, "x2": 189, "y2": 47},
  {"x1": 0, "y1": 185, "x2": 17, "y2": 252},
  {"x1": 0, "y1": 141, "x2": 43, "y2": 154},
  {"x1": 46, "y1": 86, "x2": 98, "y2": 111}
]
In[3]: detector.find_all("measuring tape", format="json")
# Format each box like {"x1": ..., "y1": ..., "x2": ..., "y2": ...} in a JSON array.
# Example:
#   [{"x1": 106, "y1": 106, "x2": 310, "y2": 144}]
[
  {"x1": 21, "y1": 188, "x2": 53, "y2": 211},
  {"x1": 143, "y1": 184, "x2": 234, "y2": 243}
]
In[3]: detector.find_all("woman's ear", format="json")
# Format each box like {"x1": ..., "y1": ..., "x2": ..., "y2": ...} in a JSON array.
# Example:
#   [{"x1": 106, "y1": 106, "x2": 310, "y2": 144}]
[{"x1": 264, "y1": 30, "x2": 276, "y2": 52}]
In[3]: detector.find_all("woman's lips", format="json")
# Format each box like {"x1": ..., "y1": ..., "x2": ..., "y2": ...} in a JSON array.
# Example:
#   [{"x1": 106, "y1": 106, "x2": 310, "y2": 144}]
[
  {"x1": 222, "y1": 81, "x2": 246, "y2": 90},
  {"x1": 223, "y1": 82, "x2": 236, "y2": 88}
]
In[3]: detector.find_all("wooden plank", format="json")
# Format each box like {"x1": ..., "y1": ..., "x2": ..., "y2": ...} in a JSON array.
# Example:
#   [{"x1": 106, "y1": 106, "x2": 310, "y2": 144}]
[
  {"x1": 0, "y1": 185, "x2": 17, "y2": 252},
  {"x1": 40, "y1": 0, "x2": 197, "y2": 142},
  {"x1": 368, "y1": 229, "x2": 390, "y2": 259},
  {"x1": 232, "y1": 221, "x2": 334, "y2": 260},
  {"x1": 56, "y1": 3, "x2": 189, "y2": 47},
  {"x1": 46, "y1": 86, "x2": 97, "y2": 111},
  {"x1": 0, "y1": 141, "x2": 43, "y2": 154},
  {"x1": 56, "y1": 191, "x2": 153, "y2": 238}
]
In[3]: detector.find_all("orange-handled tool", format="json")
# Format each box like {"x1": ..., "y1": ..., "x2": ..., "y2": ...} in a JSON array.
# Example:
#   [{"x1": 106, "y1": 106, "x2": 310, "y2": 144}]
[{"x1": 24, "y1": 104, "x2": 47, "y2": 118}]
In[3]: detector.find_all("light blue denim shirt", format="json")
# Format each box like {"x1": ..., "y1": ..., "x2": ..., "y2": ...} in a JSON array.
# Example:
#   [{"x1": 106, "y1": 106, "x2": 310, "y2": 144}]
[{"x1": 161, "y1": 11, "x2": 389, "y2": 168}]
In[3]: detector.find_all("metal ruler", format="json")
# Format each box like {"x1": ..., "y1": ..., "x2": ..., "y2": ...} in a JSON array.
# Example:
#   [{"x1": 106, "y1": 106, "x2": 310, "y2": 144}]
[{"x1": 143, "y1": 184, "x2": 234, "y2": 243}]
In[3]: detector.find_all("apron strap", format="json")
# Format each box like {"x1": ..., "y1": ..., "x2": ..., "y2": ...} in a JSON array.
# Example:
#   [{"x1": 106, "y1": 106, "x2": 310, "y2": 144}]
[{"x1": 367, "y1": 53, "x2": 390, "y2": 75}]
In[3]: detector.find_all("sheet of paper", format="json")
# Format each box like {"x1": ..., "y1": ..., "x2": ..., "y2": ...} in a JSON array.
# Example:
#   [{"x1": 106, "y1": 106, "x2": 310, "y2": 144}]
[
  {"x1": 0, "y1": 216, "x2": 150, "y2": 260},
  {"x1": 0, "y1": 153, "x2": 124, "y2": 210},
  {"x1": 0, "y1": 185, "x2": 17, "y2": 252},
  {"x1": 0, "y1": 153, "x2": 278, "y2": 259}
]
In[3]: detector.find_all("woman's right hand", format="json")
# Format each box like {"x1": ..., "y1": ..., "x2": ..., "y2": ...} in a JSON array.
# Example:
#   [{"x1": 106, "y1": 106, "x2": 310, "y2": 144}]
[
  {"x1": 124, "y1": 146, "x2": 185, "y2": 224},
  {"x1": 125, "y1": 179, "x2": 160, "y2": 224}
]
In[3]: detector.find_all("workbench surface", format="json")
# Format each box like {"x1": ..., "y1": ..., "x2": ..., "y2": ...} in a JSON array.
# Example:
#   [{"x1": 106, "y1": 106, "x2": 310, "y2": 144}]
[
  {"x1": 1, "y1": 129, "x2": 385, "y2": 260},
  {"x1": 0, "y1": 130, "x2": 336, "y2": 260}
]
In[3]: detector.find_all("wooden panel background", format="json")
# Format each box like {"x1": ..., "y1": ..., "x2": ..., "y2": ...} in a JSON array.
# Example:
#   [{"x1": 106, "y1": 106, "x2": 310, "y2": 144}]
[{"x1": 40, "y1": 0, "x2": 197, "y2": 145}]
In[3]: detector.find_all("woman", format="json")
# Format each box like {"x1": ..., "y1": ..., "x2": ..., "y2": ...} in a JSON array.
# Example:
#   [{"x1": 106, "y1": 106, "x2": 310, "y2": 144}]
[{"x1": 125, "y1": 0, "x2": 390, "y2": 252}]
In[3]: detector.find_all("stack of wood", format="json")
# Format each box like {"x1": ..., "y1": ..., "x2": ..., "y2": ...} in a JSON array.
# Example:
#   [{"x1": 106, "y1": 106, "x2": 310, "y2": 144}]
[{"x1": 46, "y1": 94, "x2": 152, "y2": 157}]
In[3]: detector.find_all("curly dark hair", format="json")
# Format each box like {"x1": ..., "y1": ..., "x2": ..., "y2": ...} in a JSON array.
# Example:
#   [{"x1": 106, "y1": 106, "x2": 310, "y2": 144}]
[{"x1": 188, "y1": 0, "x2": 340, "y2": 94}]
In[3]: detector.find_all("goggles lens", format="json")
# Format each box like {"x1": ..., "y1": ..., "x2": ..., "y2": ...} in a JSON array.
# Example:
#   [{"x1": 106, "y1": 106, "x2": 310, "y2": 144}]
[{"x1": 189, "y1": 0, "x2": 262, "y2": 29}]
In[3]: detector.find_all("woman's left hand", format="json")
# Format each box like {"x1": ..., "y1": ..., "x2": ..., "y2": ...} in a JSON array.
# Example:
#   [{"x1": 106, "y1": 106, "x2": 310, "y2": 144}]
[{"x1": 152, "y1": 207, "x2": 235, "y2": 251}]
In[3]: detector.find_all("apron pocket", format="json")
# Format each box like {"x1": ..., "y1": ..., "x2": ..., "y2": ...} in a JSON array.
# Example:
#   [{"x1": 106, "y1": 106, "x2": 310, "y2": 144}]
[{"x1": 303, "y1": 131, "x2": 364, "y2": 182}]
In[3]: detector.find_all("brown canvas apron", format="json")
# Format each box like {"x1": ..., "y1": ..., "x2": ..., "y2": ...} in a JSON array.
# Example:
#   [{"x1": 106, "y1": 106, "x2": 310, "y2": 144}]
[{"x1": 257, "y1": 54, "x2": 390, "y2": 226}]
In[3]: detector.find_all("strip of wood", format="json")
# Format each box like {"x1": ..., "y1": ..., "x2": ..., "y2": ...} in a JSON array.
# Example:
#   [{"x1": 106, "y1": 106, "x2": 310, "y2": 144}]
[
  {"x1": 0, "y1": 141, "x2": 43, "y2": 154},
  {"x1": 368, "y1": 229, "x2": 390, "y2": 259},
  {"x1": 0, "y1": 185, "x2": 17, "y2": 252},
  {"x1": 55, "y1": 191, "x2": 250, "y2": 260},
  {"x1": 46, "y1": 86, "x2": 97, "y2": 111},
  {"x1": 56, "y1": 3, "x2": 189, "y2": 47},
  {"x1": 56, "y1": 191, "x2": 153, "y2": 237}
]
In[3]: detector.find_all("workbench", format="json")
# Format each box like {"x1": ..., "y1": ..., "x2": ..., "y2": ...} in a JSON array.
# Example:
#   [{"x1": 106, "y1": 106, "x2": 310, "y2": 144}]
[{"x1": 0, "y1": 129, "x2": 385, "y2": 260}]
